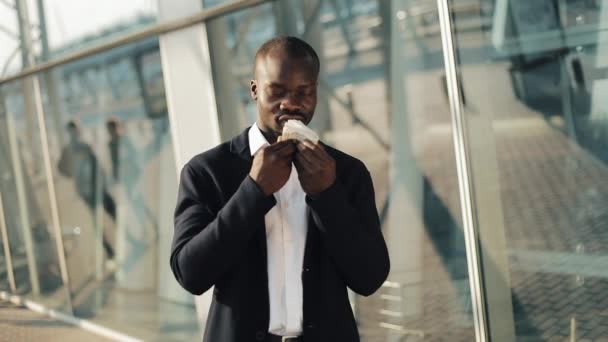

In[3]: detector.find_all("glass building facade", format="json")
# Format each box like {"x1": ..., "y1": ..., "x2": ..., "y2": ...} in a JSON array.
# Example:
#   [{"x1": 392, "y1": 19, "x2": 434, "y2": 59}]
[{"x1": 1, "y1": 0, "x2": 607, "y2": 341}]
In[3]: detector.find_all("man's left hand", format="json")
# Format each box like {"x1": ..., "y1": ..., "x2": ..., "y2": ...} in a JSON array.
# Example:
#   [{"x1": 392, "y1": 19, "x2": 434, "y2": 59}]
[{"x1": 294, "y1": 140, "x2": 336, "y2": 195}]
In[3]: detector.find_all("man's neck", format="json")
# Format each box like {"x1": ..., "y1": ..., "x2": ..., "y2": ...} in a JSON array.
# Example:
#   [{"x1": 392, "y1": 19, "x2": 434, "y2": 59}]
[{"x1": 257, "y1": 124, "x2": 278, "y2": 144}]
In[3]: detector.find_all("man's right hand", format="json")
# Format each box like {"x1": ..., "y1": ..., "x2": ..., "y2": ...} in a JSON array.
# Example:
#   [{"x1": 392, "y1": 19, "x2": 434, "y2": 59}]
[{"x1": 249, "y1": 140, "x2": 296, "y2": 195}]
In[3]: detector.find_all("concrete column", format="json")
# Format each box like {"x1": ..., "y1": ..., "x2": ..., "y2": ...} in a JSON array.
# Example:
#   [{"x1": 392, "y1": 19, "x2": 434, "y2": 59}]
[{"x1": 158, "y1": 0, "x2": 223, "y2": 336}]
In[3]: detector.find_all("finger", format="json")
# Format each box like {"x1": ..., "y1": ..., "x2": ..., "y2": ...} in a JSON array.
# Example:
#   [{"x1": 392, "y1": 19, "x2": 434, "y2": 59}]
[
  {"x1": 307, "y1": 141, "x2": 333, "y2": 163},
  {"x1": 276, "y1": 142, "x2": 296, "y2": 157},
  {"x1": 296, "y1": 141, "x2": 306, "y2": 152},
  {"x1": 302, "y1": 139, "x2": 327, "y2": 152},
  {"x1": 297, "y1": 143, "x2": 326, "y2": 165},
  {"x1": 293, "y1": 154, "x2": 310, "y2": 173},
  {"x1": 295, "y1": 140, "x2": 316, "y2": 150},
  {"x1": 296, "y1": 145, "x2": 320, "y2": 165},
  {"x1": 298, "y1": 140, "x2": 324, "y2": 157},
  {"x1": 295, "y1": 153, "x2": 319, "y2": 173},
  {"x1": 293, "y1": 154, "x2": 305, "y2": 171},
  {"x1": 268, "y1": 140, "x2": 293, "y2": 150},
  {"x1": 300, "y1": 139, "x2": 318, "y2": 151},
  {"x1": 269, "y1": 140, "x2": 294, "y2": 153}
]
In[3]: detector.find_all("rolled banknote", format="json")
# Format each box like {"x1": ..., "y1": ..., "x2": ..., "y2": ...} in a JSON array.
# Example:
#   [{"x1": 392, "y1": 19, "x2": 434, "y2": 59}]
[{"x1": 281, "y1": 120, "x2": 319, "y2": 143}]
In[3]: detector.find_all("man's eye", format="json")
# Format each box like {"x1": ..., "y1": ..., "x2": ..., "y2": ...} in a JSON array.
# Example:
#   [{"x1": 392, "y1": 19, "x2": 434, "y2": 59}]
[
  {"x1": 297, "y1": 89, "x2": 313, "y2": 96},
  {"x1": 269, "y1": 89, "x2": 285, "y2": 97}
]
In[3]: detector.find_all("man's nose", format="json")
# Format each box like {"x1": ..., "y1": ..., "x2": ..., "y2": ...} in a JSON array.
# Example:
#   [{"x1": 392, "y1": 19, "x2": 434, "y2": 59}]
[{"x1": 279, "y1": 95, "x2": 301, "y2": 112}]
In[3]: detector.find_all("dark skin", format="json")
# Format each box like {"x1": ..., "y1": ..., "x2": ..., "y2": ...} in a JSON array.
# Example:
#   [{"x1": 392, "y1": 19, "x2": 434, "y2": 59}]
[{"x1": 249, "y1": 51, "x2": 336, "y2": 196}]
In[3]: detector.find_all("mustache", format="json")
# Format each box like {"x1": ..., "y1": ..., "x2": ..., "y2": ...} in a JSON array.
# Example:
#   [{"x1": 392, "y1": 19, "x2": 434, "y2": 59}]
[{"x1": 276, "y1": 109, "x2": 308, "y2": 118}]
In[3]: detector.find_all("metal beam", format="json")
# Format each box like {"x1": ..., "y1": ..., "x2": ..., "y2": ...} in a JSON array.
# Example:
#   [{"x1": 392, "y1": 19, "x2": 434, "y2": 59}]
[
  {"x1": 0, "y1": 192, "x2": 17, "y2": 292},
  {"x1": 436, "y1": 0, "x2": 488, "y2": 341},
  {"x1": 328, "y1": 0, "x2": 355, "y2": 55},
  {"x1": 31, "y1": 74, "x2": 73, "y2": 313},
  {"x1": 5, "y1": 107, "x2": 40, "y2": 296},
  {"x1": 15, "y1": 0, "x2": 35, "y2": 68}
]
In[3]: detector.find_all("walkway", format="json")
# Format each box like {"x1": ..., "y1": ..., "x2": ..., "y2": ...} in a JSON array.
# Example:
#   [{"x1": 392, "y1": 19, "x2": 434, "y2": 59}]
[{"x1": 0, "y1": 301, "x2": 111, "y2": 342}]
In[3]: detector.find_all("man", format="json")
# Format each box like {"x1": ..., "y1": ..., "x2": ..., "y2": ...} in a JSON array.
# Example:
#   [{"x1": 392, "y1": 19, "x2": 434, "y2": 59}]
[
  {"x1": 58, "y1": 119, "x2": 115, "y2": 258},
  {"x1": 171, "y1": 36, "x2": 390, "y2": 342},
  {"x1": 106, "y1": 117, "x2": 138, "y2": 184},
  {"x1": 106, "y1": 118, "x2": 153, "y2": 226}
]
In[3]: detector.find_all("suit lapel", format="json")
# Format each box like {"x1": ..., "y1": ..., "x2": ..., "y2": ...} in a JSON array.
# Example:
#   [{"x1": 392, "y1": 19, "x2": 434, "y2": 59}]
[
  {"x1": 229, "y1": 126, "x2": 253, "y2": 162},
  {"x1": 230, "y1": 126, "x2": 268, "y2": 272}
]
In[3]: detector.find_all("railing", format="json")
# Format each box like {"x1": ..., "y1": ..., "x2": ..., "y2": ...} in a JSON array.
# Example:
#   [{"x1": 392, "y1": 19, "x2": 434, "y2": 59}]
[{"x1": 0, "y1": 0, "x2": 276, "y2": 85}]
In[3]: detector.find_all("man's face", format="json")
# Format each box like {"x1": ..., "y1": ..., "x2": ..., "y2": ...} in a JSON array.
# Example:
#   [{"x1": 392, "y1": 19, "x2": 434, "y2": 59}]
[
  {"x1": 250, "y1": 53, "x2": 318, "y2": 142},
  {"x1": 67, "y1": 126, "x2": 80, "y2": 142},
  {"x1": 107, "y1": 125, "x2": 118, "y2": 139}
]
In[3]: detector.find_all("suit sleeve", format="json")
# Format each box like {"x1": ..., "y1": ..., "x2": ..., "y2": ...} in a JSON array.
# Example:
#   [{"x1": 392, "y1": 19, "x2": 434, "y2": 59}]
[
  {"x1": 171, "y1": 163, "x2": 276, "y2": 295},
  {"x1": 306, "y1": 162, "x2": 390, "y2": 296}
]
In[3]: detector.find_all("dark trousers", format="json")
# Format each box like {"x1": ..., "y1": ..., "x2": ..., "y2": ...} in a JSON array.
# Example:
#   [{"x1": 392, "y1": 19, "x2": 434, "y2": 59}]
[{"x1": 81, "y1": 190, "x2": 116, "y2": 258}]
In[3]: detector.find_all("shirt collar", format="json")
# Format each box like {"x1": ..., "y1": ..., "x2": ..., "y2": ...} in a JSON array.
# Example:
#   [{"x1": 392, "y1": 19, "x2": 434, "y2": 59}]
[{"x1": 248, "y1": 122, "x2": 270, "y2": 156}]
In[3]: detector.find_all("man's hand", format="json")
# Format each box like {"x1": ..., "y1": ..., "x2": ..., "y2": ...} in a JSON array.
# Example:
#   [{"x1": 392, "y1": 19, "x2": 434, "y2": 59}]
[
  {"x1": 249, "y1": 140, "x2": 296, "y2": 195},
  {"x1": 294, "y1": 140, "x2": 336, "y2": 195}
]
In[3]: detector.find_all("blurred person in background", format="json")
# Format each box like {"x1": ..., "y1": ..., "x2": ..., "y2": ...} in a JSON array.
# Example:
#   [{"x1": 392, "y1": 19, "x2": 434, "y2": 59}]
[{"x1": 58, "y1": 119, "x2": 115, "y2": 259}]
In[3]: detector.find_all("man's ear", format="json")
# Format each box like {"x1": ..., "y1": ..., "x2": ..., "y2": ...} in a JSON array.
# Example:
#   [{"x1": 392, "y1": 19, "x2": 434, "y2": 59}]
[{"x1": 250, "y1": 80, "x2": 258, "y2": 100}]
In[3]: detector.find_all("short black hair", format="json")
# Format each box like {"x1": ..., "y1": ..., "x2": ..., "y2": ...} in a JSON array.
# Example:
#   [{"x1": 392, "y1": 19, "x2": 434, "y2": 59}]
[
  {"x1": 66, "y1": 119, "x2": 80, "y2": 130},
  {"x1": 254, "y1": 36, "x2": 320, "y2": 76},
  {"x1": 106, "y1": 116, "x2": 121, "y2": 130}
]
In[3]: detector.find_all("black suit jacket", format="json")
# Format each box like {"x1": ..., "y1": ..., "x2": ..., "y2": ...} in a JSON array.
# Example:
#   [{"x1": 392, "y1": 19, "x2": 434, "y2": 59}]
[{"x1": 171, "y1": 127, "x2": 390, "y2": 342}]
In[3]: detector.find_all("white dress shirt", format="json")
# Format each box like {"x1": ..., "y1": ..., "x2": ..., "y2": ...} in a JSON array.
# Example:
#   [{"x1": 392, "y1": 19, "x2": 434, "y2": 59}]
[{"x1": 249, "y1": 123, "x2": 307, "y2": 336}]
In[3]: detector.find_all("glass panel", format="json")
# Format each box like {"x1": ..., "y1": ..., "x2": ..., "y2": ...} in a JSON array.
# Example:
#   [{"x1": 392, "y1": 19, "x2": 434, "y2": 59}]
[
  {"x1": 0, "y1": 102, "x2": 12, "y2": 292},
  {"x1": 0, "y1": 197, "x2": 8, "y2": 292},
  {"x1": 0, "y1": 244, "x2": 7, "y2": 292},
  {"x1": 0, "y1": 78, "x2": 71, "y2": 311},
  {"x1": 0, "y1": 0, "x2": 158, "y2": 76},
  {"x1": 0, "y1": 84, "x2": 27, "y2": 295},
  {"x1": 451, "y1": 0, "x2": 608, "y2": 340},
  {"x1": 37, "y1": 37, "x2": 198, "y2": 341},
  {"x1": 206, "y1": 0, "x2": 475, "y2": 339},
  {"x1": 0, "y1": 1, "x2": 28, "y2": 77}
]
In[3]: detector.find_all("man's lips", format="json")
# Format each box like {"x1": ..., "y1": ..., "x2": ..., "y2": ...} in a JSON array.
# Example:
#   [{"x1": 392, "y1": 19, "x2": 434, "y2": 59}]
[{"x1": 276, "y1": 113, "x2": 306, "y2": 123}]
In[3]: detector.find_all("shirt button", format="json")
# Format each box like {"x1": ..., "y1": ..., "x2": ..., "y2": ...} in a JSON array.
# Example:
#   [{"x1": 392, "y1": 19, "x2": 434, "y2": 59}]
[
  {"x1": 255, "y1": 331, "x2": 265, "y2": 341},
  {"x1": 307, "y1": 323, "x2": 315, "y2": 329},
  {"x1": 304, "y1": 267, "x2": 311, "y2": 272}
]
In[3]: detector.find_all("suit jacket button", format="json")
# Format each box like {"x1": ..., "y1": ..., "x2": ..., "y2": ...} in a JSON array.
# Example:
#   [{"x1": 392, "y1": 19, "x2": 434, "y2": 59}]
[{"x1": 255, "y1": 331, "x2": 266, "y2": 341}]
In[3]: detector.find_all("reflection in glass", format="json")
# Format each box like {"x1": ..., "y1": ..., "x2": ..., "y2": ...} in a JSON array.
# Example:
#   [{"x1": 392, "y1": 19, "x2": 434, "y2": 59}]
[
  {"x1": 0, "y1": 0, "x2": 158, "y2": 77},
  {"x1": 452, "y1": 0, "x2": 608, "y2": 340},
  {"x1": 0, "y1": 88, "x2": 34, "y2": 296},
  {"x1": 0, "y1": 78, "x2": 71, "y2": 312},
  {"x1": 36, "y1": 37, "x2": 197, "y2": 341},
  {"x1": 207, "y1": 0, "x2": 475, "y2": 340},
  {"x1": 0, "y1": 251, "x2": 6, "y2": 292},
  {"x1": 0, "y1": 193, "x2": 9, "y2": 292}
]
